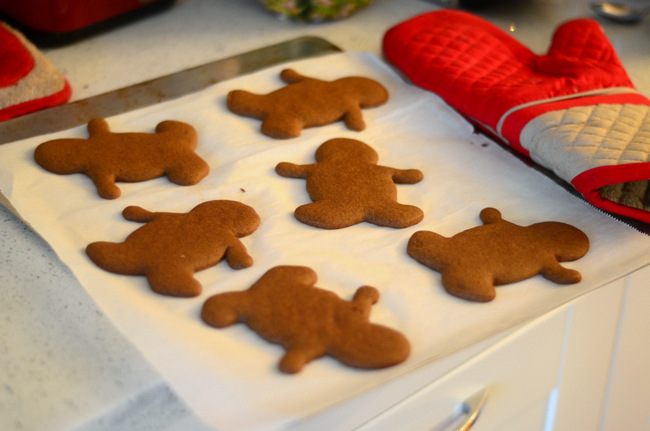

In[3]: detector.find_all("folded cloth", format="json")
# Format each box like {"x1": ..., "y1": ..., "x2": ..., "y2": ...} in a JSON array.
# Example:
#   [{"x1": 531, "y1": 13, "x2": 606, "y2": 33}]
[
  {"x1": 0, "y1": 22, "x2": 71, "y2": 122},
  {"x1": 383, "y1": 10, "x2": 650, "y2": 224}
]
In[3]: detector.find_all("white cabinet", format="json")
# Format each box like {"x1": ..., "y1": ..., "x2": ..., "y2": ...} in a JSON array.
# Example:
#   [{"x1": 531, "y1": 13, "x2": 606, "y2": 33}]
[
  {"x1": 348, "y1": 266, "x2": 650, "y2": 431},
  {"x1": 553, "y1": 265, "x2": 650, "y2": 430},
  {"x1": 355, "y1": 306, "x2": 568, "y2": 430},
  {"x1": 550, "y1": 277, "x2": 626, "y2": 430},
  {"x1": 599, "y1": 265, "x2": 650, "y2": 430}
]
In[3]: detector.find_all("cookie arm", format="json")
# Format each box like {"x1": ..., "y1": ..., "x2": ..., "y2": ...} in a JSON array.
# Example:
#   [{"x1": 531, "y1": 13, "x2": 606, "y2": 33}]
[
  {"x1": 479, "y1": 207, "x2": 503, "y2": 224},
  {"x1": 352, "y1": 286, "x2": 380, "y2": 318},
  {"x1": 87, "y1": 118, "x2": 110, "y2": 136},
  {"x1": 201, "y1": 292, "x2": 248, "y2": 328},
  {"x1": 279, "y1": 69, "x2": 309, "y2": 84},
  {"x1": 122, "y1": 206, "x2": 157, "y2": 223},
  {"x1": 390, "y1": 168, "x2": 424, "y2": 184},
  {"x1": 275, "y1": 162, "x2": 311, "y2": 178},
  {"x1": 353, "y1": 285, "x2": 380, "y2": 304}
]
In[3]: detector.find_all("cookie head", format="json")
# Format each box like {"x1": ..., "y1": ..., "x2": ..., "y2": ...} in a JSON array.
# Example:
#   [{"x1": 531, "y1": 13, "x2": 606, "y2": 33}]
[
  {"x1": 314, "y1": 137, "x2": 378, "y2": 164},
  {"x1": 531, "y1": 221, "x2": 590, "y2": 265},
  {"x1": 192, "y1": 199, "x2": 261, "y2": 237},
  {"x1": 34, "y1": 137, "x2": 87, "y2": 175}
]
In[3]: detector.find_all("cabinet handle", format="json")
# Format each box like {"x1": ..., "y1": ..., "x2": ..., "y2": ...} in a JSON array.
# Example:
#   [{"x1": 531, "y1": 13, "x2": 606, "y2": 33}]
[
  {"x1": 447, "y1": 387, "x2": 490, "y2": 431},
  {"x1": 354, "y1": 385, "x2": 490, "y2": 431}
]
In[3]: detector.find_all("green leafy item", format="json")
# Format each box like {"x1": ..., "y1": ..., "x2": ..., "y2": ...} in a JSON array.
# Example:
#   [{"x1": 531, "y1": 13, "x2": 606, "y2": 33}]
[{"x1": 259, "y1": 0, "x2": 374, "y2": 21}]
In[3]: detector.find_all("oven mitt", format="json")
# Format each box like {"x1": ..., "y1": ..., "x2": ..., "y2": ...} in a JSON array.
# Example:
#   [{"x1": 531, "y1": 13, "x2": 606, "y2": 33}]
[
  {"x1": 383, "y1": 10, "x2": 650, "y2": 224},
  {"x1": 0, "y1": 22, "x2": 71, "y2": 122}
]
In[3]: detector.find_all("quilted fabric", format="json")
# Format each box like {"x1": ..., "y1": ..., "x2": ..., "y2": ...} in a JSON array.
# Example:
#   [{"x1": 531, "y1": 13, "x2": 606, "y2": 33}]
[
  {"x1": 522, "y1": 104, "x2": 650, "y2": 177},
  {"x1": 383, "y1": 10, "x2": 650, "y2": 224},
  {"x1": 0, "y1": 22, "x2": 71, "y2": 121}
]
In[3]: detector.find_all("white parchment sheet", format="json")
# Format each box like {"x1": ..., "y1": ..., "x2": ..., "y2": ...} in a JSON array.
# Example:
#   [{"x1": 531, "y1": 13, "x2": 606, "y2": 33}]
[{"x1": 2, "y1": 53, "x2": 650, "y2": 430}]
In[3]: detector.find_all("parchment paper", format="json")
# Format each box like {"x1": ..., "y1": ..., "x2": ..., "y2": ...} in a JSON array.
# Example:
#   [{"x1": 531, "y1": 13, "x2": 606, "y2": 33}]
[{"x1": 1, "y1": 53, "x2": 649, "y2": 431}]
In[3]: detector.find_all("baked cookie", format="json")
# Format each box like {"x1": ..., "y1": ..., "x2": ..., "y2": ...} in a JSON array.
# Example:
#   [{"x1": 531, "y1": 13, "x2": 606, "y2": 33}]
[
  {"x1": 201, "y1": 265, "x2": 410, "y2": 373},
  {"x1": 275, "y1": 138, "x2": 424, "y2": 229},
  {"x1": 34, "y1": 118, "x2": 209, "y2": 199},
  {"x1": 407, "y1": 207, "x2": 589, "y2": 302},
  {"x1": 227, "y1": 69, "x2": 388, "y2": 139},
  {"x1": 86, "y1": 200, "x2": 260, "y2": 297}
]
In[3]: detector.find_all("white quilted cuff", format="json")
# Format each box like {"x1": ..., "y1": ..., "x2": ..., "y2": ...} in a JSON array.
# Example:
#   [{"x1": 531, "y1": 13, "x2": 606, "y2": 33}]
[{"x1": 520, "y1": 103, "x2": 650, "y2": 219}]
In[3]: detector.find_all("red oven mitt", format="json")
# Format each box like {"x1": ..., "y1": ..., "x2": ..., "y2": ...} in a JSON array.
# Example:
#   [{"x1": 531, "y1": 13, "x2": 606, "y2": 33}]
[
  {"x1": 383, "y1": 10, "x2": 650, "y2": 224},
  {"x1": 0, "y1": 22, "x2": 71, "y2": 122}
]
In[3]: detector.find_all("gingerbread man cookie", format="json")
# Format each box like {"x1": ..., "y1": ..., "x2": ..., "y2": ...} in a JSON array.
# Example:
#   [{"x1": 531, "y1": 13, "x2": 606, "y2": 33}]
[
  {"x1": 86, "y1": 200, "x2": 260, "y2": 297},
  {"x1": 34, "y1": 118, "x2": 209, "y2": 199},
  {"x1": 201, "y1": 265, "x2": 410, "y2": 373},
  {"x1": 227, "y1": 69, "x2": 389, "y2": 139},
  {"x1": 407, "y1": 207, "x2": 589, "y2": 302},
  {"x1": 276, "y1": 138, "x2": 424, "y2": 229}
]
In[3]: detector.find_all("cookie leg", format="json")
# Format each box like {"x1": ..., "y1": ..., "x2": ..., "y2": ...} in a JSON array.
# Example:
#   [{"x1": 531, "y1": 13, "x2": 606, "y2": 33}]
[
  {"x1": 224, "y1": 240, "x2": 254, "y2": 269},
  {"x1": 261, "y1": 116, "x2": 303, "y2": 139},
  {"x1": 442, "y1": 271, "x2": 496, "y2": 302},
  {"x1": 201, "y1": 293, "x2": 247, "y2": 328},
  {"x1": 367, "y1": 203, "x2": 424, "y2": 228},
  {"x1": 343, "y1": 107, "x2": 366, "y2": 131},
  {"x1": 332, "y1": 325, "x2": 410, "y2": 369},
  {"x1": 146, "y1": 264, "x2": 202, "y2": 297},
  {"x1": 294, "y1": 201, "x2": 365, "y2": 229},
  {"x1": 166, "y1": 155, "x2": 209, "y2": 186},
  {"x1": 278, "y1": 345, "x2": 326, "y2": 374},
  {"x1": 542, "y1": 260, "x2": 582, "y2": 284},
  {"x1": 88, "y1": 172, "x2": 121, "y2": 199},
  {"x1": 86, "y1": 242, "x2": 142, "y2": 275}
]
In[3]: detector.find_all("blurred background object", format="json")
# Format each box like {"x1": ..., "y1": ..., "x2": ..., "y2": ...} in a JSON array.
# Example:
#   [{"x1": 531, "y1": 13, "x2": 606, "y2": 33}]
[
  {"x1": 591, "y1": 1, "x2": 650, "y2": 23},
  {"x1": 258, "y1": 0, "x2": 375, "y2": 22},
  {"x1": 428, "y1": 0, "x2": 514, "y2": 9},
  {"x1": 0, "y1": 0, "x2": 176, "y2": 46}
]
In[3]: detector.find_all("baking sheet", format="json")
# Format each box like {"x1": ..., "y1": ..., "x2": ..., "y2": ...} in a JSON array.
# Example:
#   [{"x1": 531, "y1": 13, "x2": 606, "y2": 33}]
[{"x1": 1, "y1": 52, "x2": 650, "y2": 431}]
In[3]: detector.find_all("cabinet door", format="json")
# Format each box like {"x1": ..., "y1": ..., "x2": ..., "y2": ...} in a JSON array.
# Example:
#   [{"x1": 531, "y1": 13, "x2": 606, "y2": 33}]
[
  {"x1": 600, "y1": 265, "x2": 650, "y2": 430},
  {"x1": 549, "y1": 278, "x2": 626, "y2": 430},
  {"x1": 355, "y1": 306, "x2": 568, "y2": 431}
]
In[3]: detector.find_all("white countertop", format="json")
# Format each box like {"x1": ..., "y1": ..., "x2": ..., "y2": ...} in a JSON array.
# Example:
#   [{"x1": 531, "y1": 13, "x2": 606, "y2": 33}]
[{"x1": 2, "y1": 1, "x2": 649, "y2": 430}]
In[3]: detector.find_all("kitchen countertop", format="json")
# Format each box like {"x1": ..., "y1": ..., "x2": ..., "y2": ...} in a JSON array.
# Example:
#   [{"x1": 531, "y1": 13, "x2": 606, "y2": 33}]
[
  {"x1": 2, "y1": 1, "x2": 649, "y2": 430},
  {"x1": 42, "y1": 0, "x2": 650, "y2": 100}
]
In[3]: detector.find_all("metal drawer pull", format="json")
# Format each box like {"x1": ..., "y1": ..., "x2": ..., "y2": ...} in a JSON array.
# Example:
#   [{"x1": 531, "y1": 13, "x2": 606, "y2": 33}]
[
  {"x1": 449, "y1": 387, "x2": 490, "y2": 431},
  {"x1": 354, "y1": 385, "x2": 490, "y2": 430}
]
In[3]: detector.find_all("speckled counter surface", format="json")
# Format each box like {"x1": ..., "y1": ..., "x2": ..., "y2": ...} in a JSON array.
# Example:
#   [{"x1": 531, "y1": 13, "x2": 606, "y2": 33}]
[
  {"x1": 1, "y1": 1, "x2": 649, "y2": 430},
  {"x1": 0, "y1": 206, "x2": 212, "y2": 431}
]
